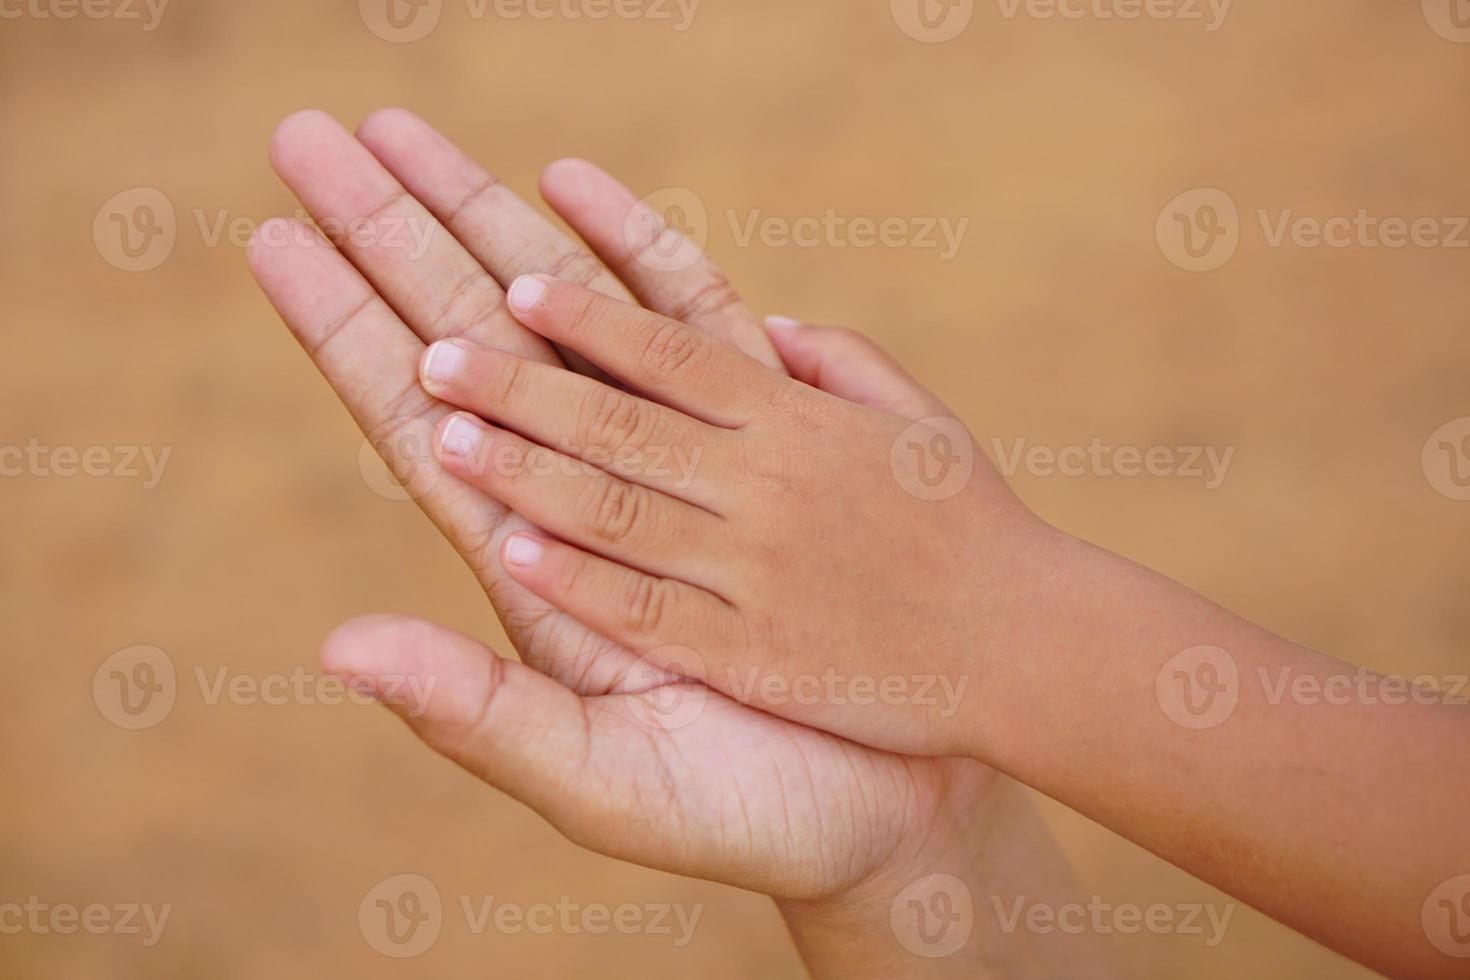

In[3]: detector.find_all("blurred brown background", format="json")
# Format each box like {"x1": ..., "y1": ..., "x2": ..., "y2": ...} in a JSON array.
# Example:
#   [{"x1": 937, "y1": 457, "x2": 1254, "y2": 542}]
[{"x1": 4, "y1": 0, "x2": 1469, "y2": 976}]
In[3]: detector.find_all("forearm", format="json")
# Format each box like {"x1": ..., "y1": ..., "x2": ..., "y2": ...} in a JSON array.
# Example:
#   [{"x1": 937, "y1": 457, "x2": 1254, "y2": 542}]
[
  {"x1": 777, "y1": 775, "x2": 1119, "y2": 980},
  {"x1": 973, "y1": 530, "x2": 1470, "y2": 978}
]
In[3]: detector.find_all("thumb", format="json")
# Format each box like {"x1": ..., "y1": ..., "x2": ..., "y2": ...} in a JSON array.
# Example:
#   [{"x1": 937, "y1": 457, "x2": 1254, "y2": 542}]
[
  {"x1": 762, "y1": 316, "x2": 950, "y2": 420},
  {"x1": 322, "y1": 614, "x2": 594, "y2": 829}
]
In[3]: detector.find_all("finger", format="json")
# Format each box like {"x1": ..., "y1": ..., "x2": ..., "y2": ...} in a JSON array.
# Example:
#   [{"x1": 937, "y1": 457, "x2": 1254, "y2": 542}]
[
  {"x1": 434, "y1": 414, "x2": 729, "y2": 590},
  {"x1": 354, "y1": 108, "x2": 632, "y2": 300},
  {"x1": 268, "y1": 110, "x2": 555, "y2": 364},
  {"x1": 247, "y1": 218, "x2": 648, "y2": 696},
  {"x1": 246, "y1": 217, "x2": 480, "y2": 518},
  {"x1": 762, "y1": 317, "x2": 951, "y2": 421},
  {"x1": 506, "y1": 276, "x2": 785, "y2": 427},
  {"x1": 322, "y1": 614, "x2": 607, "y2": 836},
  {"x1": 537, "y1": 158, "x2": 783, "y2": 370},
  {"x1": 499, "y1": 533, "x2": 738, "y2": 658},
  {"x1": 419, "y1": 338, "x2": 737, "y2": 509}
]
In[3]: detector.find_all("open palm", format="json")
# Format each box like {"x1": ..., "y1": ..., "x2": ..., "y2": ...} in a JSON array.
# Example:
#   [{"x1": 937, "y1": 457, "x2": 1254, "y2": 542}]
[{"x1": 249, "y1": 108, "x2": 996, "y2": 902}]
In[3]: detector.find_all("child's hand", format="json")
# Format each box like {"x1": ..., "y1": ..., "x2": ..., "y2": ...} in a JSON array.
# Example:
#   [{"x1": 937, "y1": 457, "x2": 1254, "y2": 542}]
[{"x1": 419, "y1": 275, "x2": 1057, "y2": 758}]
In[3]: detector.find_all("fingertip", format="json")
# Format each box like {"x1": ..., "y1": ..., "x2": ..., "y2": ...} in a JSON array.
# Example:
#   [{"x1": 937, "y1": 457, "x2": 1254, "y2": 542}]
[
  {"x1": 268, "y1": 108, "x2": 342, "y2": 174},
  {"x1": 502, "y1": 533, "x2": 546, "y2": 570},
  {"x1": 506, "y1": 274, "x2": 551, "y2": 315},
  {"x1": 320, "y1": 613, "x2": 418, "y2": 681},
  {"x1": 355, "y1": 106, "x2": 418, "y2": 141}
]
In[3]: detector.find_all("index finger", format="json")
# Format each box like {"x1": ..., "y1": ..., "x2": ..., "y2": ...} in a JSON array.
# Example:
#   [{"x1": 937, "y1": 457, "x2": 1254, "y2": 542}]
[{"x1": 505, "y1": 276, "x2": 785, "y2": 427}]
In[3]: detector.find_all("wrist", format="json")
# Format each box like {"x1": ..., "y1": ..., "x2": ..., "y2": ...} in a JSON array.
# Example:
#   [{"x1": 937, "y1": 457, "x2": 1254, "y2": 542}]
[{"x1": 775, "y1": 774, "x2": 1119, "y2": 980}]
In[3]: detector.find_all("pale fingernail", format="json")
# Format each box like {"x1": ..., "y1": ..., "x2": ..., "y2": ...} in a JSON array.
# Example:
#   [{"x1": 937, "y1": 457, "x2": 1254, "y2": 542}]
[
  {"x1": 421, "y1": 340, "x2": 468, "y2": 387},
  {"x1": 507, "y1": 275, "x2": 547, "y2": 314},
  {"x1": 503, "y1": 534, "x2": 544, "y2": 568},
  {"x1": 439, "y1": 414, "x2": 484, "y2": 457},
  {"x1": 765, "y1": 315, "x2": 801, "y2": 330}
]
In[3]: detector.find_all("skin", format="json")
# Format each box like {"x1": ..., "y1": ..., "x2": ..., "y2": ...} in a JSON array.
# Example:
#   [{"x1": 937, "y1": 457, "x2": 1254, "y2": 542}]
[
  {"x1": 421, "y1": 272, "x2": 1470, "y2": 979},
  {"x1": 248, "y1": 108, "x2": 1112, "y2": 978}
]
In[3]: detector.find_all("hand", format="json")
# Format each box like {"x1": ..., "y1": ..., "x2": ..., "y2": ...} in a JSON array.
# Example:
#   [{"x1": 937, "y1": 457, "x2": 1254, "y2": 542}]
[
  {"x1": 248, "y1": 109, "x2": 1000, "y2": 907},
  {"x1": 416, "y1": 275, "x2": 1058, "y2": 758}
]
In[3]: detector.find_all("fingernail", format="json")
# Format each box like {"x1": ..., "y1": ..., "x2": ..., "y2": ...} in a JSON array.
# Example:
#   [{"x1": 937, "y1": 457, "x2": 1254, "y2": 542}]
[
  {"x1": 421, "y1": 340, "x2": 468, "y2": 387},
  {"x1": 439, "y1": 414, "x2": 484, "y2": 458},
  {"x1": 765, "y1": 315, "x2": 801, "y2": 330},
  {"x1": 503, "y1": 534, "x2": 544, "y2": 568},
  {"x1": 507, "y1": 275, "x2": 547, "y2": 314}
]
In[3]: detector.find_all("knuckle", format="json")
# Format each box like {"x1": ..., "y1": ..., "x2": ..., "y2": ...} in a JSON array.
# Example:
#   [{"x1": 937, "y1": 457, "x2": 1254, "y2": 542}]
[
  {"x1": 668, "y1": 273, "x2": 743, "y2": 326},
  {"x1": 561, "y1": 291, "x2": 599, "y2": 338},
  {"x1": 581, "y1": 386, "x2": 648, "y2": 454},
  {"x1": 619, "y1": 575, "x2": 669, "y2": 635},
  {"x1": 553, "y1": 550, "x2": 586, "y2": 597},
  {"x1": 639, "y1": 320, "x2": 704, "y2": 381},
  {"x1": 583, "y1": 477, "x2": 646, "y2": 546},
  {"x1": 488, "y1": 354, "x2": 527, "y2": 407}
]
